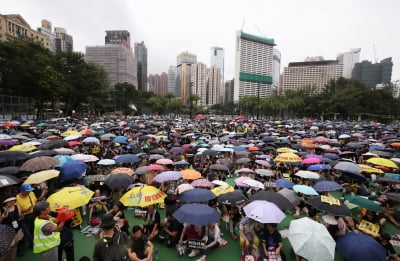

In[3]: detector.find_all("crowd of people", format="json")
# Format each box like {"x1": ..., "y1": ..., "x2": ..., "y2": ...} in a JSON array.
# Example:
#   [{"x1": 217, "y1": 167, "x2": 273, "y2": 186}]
[{"x1": 0, "y1": 116, "x2": 400, "y2": 261}]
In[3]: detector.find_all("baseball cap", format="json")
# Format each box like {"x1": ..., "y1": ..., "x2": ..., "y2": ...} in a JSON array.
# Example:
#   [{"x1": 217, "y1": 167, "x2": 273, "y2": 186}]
[{"x1": 21, "y1": 184, "x2": 34, "y2": 192}]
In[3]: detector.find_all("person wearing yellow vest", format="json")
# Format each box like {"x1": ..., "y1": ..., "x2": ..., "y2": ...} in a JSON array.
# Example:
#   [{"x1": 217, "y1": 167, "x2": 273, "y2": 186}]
[{"x1": 33, "y1": 201, "x2": 65, "y2": 261}]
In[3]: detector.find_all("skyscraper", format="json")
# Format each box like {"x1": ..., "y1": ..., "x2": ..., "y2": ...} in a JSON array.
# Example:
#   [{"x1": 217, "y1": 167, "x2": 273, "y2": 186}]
[
  {"x1": 168, "y1": 66, "x2": 177, "y2": 95},
  {"x1": 272, "y1": 49, "x2": 281, "y2": 96},
  {"x1": 351, "y1": 58, "x2": 393, "y2": 87},
  {"x1": 224, "y1": 79, "x2": 235, "y2": 104},
  {"x1": 134, "y1": 41, "x2": 148, "y2": 91},
  {"x1": 207, "y1": 66, "x2": 222, "y2": 105},
  {"x1": 234, "y1": 31, "x2": 275, "y2": 102},
  {"x1": 37, "y1": 19, "x2": 56, "y2": 52},
  {"x1": 191, "y1": 62, "x2": 207, "y2": 106},
  {"x1": 54, "y1": 27, "x2": 73, "y2": 53},
  {"x1": 148, "y1": 73, "x2": 168, "y2": 95},
  {"x1": 176, "y1": 51, "x2": 197, "y2": 103},
  {"x1": 105, "y1": 30, "x2": 131, "y2": 48},
  {"x1": 337, "y1": 48, "x2": 361, "y2": 78},
  {"x1": 210, "y1": 47, "x2": 224, "y2": 79}
]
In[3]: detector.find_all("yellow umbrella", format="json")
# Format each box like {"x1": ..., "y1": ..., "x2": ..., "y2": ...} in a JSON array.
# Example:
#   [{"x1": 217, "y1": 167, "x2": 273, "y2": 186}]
[
  {"x1": 275, "y1": 152, "x2": 301, "y2": 163},
  {"x1": 358, "y1": 164, "x2": 384, "y2": 174},
  {"x1": 211, "y1": 185, "x2": 234, "y2": 196},
  {"x1": 8, "y1": 144, "x2": 36, "y2": 152},
  {"x1": 119, "y1": 185, "x2": 166, "y2": 207},
  {"x1": 61, "y1": 130, "x2": 79, "y2": 137},
  {"x1": 47, "y1": 186, "x2": 94, "y2": 211},
  {"x1": 366, "y1": 158, "x2": 398, "y2": 169},
  {"x1": 276, "y1": 147, "x2": 292, "y2": 153},
  {"x1": 180, "y1": 169, "x2": 202, "y2": 180},
  {"x1": 23, "y1": 170, "x2": 60, "y2": 184}
]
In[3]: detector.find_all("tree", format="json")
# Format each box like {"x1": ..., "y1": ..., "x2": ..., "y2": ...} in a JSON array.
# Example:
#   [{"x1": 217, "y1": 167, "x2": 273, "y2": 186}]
[{"x1": 187, "y1": 94, "x2": 200, "y2": 118}]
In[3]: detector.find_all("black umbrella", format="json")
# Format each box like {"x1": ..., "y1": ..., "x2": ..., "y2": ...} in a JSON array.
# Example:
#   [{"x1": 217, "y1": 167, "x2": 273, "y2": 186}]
[
  {"x1": 386, "y1": 192, "x2": 400, "y2": 203},
  {"x1": 217, "y1": 190, "x2": 247, "y2": 207},
  {"x1": 28, "y1": 150, "x2": 58, "y2": 159},
  {"x1": 38, "y1": 140, "x2": 67, "y2": 150},
  {"x1": 0, "y1": 166, "x2": 20, "y2": 175},
  {"x1": 0, "y1": 175, "x2": 19, "y2": 187},
  {"x1": 149, "y1": 149, "x2": 165, "y2": 155},
  {"x1": 249, "y1": 191, "x2": 294, "y2": 211},
  {"x1": 376, "y1": 177, "x2": 400, "y2": 184},
  {"x1": 308, "y1": 196, "x2": 351, "y2": 216},
  {"x1": 0, "y1": 151, "x2": 29, "y2": 162},
  {"x1": 104, "y1": 174, "x2": 134, "y2": 189},
  {"x1": 202, "y1": 150, "x2": 218, "y2": 157}
]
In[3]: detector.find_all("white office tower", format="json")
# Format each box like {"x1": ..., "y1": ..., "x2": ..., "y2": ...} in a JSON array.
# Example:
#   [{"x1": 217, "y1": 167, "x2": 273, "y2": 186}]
[
  {"x1": 337, "y1": 48, "x2": 361, "y2": 79},
  {"x1": 168, "y1": 66, "x2": 177, "y2": 95},
  {"x1": 234, "y1": 31, "x2": 275, "y2": 102},
  {"x1": 191, "y1": 62, "x2": 207, "y2": 106},
  {"x1": 272, "y1": 48, "x2": 281, "y2": 96},
  {"x1": 208, "y1": 66, "x2": 222, "y2": 105}
]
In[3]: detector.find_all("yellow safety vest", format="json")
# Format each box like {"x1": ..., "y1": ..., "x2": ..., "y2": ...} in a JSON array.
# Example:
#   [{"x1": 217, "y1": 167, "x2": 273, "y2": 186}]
[{"x1": 33, "y1": 218, "x2": 61, "y2": 253}]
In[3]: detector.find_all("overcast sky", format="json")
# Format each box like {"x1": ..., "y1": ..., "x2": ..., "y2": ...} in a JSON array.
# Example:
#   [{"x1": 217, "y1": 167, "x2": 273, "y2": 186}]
[{"x1": 3, "y1": 0, "x2": 400, "y2": 81}]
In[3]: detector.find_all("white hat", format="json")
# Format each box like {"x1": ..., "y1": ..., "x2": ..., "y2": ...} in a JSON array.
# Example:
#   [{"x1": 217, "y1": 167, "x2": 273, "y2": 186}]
[{"x1": 322, "y1": 214, "x2": 337, "y2": 225}]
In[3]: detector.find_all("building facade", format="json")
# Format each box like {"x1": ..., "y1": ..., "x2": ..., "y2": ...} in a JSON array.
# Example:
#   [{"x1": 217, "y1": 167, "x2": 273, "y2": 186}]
[
  {"x1": 282, "y1": 57, "x2": 343, "y2": 94},
  {"x1": 0, "y1": 14, "x2": 51, "y2": 49},
  {"x1": 37, "y1": 19, "x2": 56, "y2": 52},
  {"x1": 337, "y1": 48, "x2": 361, "y2": 78},
  {"x1": 207, "y1": 66, "x2": 222, "y2": 105},
  {"x1": 168, "y1": 66, "x2": 177, "y2": 95},
  {"x1": 272, "y1": 48, "x2": 281, "y2": 96},
  {"x1": 224, "y1": 79, "x2": 234, "y2": 104},
  {"x1": 351, "y1": 57, "x2": 393, "y2": 88},
  {"x1": 210, "y1": 47, "x2": 224, "y2": 78},
  {"x1": 234, "y1": 31, "x2": 275, "y2": 102},
  {"x1": 134, "y1": 41, "x2": 148, "y2": 91},
  {"x1": 190, "y1": 62, "x2": 207, "y2": 106},
  {"x1": 54, "y1": 27, "x2": 73, "y2": 53},
  {"x1": 176, "y1": 51, "x2": 197, "y2": 103},
  {"x1": 105, "y1": 30, "x2": 131, "y2": 47},
  {"x1": 148, "y1": 73, "x2": 168, "y2": 95}
]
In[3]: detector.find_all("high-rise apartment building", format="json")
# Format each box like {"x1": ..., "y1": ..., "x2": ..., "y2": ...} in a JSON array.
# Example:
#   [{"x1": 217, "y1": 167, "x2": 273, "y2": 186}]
[
  {"x1": 168, "y1": 66, "x2": 177, "y2": 95},
  {"x1": 0, "y1": 14, "x2": 51, "y2": 49},
  {"x1": 207, "y1": 66, "x2": 222, "y2": 105},
  {"x1": 176, "y1": 51, "x2": 197, "y2": 103},
  {"x1": 224, "y1": 79, "x2": 235, "y2": 104},
  {"x1": 272, "y1": 49, "x2": 281, "y2": 96},
  {"x1": 54, "y1": 27, "x2": 73, "y2": 53},
  {"x1": 190, "y1": 62, "x2": 207, "y2": 106},
  {"x1": 282, "y1": 57, "x2": 343, "y2": 94},
  {"x1": 148, "y1": 73, "x2": 168, "y2": 95},
  {"x1": 210, "y1": 47, "x2": 225, "y2": 78},
  {"x1": 37, "y1": 19, "x2": 56, "y2": 52},
  {"x1": 134, "y1": 41, "x2": 148, "y2": 91},
  {"x1": 234, "y1": 31, "x2": 275, "y2": 102},
  {"x1": 337, "y1": 48, "x2": 361, "y2": 78},
  {"x1": 351, "y1": 58, "x2": 393, "y2": 88}
]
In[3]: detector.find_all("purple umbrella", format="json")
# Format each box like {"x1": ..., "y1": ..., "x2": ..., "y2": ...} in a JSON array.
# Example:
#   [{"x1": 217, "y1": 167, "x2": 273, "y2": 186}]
[
  {"x1": 313, "y1": 181, "x2": 342, "y2": 192},
  {"x1": 153, "y1": 171, "x2": 182, "y2": 183},
  {"x1": 209, "y1": 164, "x2": 229, "y2": 171},
  {"x1": 0, "y1": 139, "x2": 18, "y2": 146},
  {"x1": 255, "y1": 160, "x2": 271, "y2": 167}
]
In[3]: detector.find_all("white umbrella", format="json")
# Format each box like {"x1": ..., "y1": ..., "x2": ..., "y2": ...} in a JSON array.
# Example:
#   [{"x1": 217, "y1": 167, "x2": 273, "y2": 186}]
[
  {"x1": 64, "y1": 134, "x2": 82, "y2": 141},
  {"x1": 71, "y1": 154, "x2": 99, "y2": 162},
  {"x1": 53, "y1": 148, "x2": 76, "y2": 155},
  {"x1": 242, "y1": 179, "x2": 264, "y2": 189},
  {"x1": 97, "y1": 159, "x2": 116, "y2": 165},
  {"x1": 211, "y1": 180, "x2": 229, "y2": 187},
  {"x1": 82, "y1": 137, "x2": 100, "y2": 144},
  {"x1": 294, "y1": 170, "x2": 320, "y2": 179},
  {"x1": 243, "y1": 200, "x2": 285, "y2": 224},
  {"x1": 288, "y1": 217, "x2": 335, "y2": 261}
]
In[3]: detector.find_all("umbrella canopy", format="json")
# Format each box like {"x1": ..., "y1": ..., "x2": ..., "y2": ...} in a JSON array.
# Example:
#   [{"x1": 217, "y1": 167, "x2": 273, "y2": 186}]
[
  {"x1": 308, "y1": 196, "x2": 351, "y2": 216},
  {"x1": 334, "y1": 161, "x2": 362, "y2": 173},
  {"x1": 173, "y1": 203, "x2": 220, "y2": 226},
  {"x1": 178, "y1": 188, "x2": 216, "y2": 202},
  {"x1": 358, "y1": 164, "x2": 384, "y2": 174},
  {"x1": 236, "y1": 158, "x2": 251, "y2": 164},
  {"x1": 243, "y1": 200, "x2": 286, "y2": 224},
  {"x1": 336, "y1": 232, "x2": 386, "y2": 261},
  {"x1": 82, "y1": 137, "x2": 100, "y2": 144},
  {"x1": 237, "y1": 168, "x2": 254, "y2": 174},
  {"x1": 177, "y1": 183, "x2": 194, "y2": 194},
  {"x1": 156, "y1": 158, "x2": 174, "y2": 165},
  {"x1": 209, "y1": 164, "x2": 229, "y2": 171},
  {"x1": 211, "y1": 180, "x2": 229, "y2": 187},
  {"x1": 20, "y1": 156, "x2": 59, "y2": 172},
  {"x1": 254, "y1": 169, "x2": 274, "y2": 177},
  {"x1": 276, "y1": 179, "x2": 294, "y2": 189},
  {"x1": 254, "y1": 160, "x2": 271, "y2": 168},
  {"x1": 47, "y1": 186, "x2": 94, "y2": 211},
  {"x1": 301, "y1": 157, "x2": 322, "y2": 165},
  {"x1": 344, "y1": 195, "x2": 383, "y2": 212},
  {"x1": 135, "y1": 166, "x2": 148, "y2": 176},
  {"x1": 0, "y1": 166, "x2": 20, "y2": 175},
  {"x1": 0, "y1": 175, "x2": 19, "y2": 187},
  {"x1": 234, "y1": 176, "x2": 251, "y2": 187},
  {"x1": 366, "y1": 157, "x2": 398, "y2": 169},
  {"x1": 54, "y1": 155, "x2": 75, "y2": 167},
  {"x1": 63, "y1": 134, "x2": 82, "y2": 141},
  {"x1": 119, "y1": 185, "x2": 166, "y2": 207},
  {"x1": 71, "y1": 154, "x2": 99, "y2": 162},
  {"x1": 275, "y1": 152, "x2": 301, "y2": 163},
  {"x1": 288, "y1": 217, "x2": 335, "y2": 261},
  {"x1": 153, "y1": 171, "x2": 182, "y2": 183},
  {"x1": 104, "y1": 173, "x2": 134, "y2": 189},
  {"x1": 249, "y1": 191, "x2": 294, "y2": 210},
  {"x1": 180, "y1": 169, "x2": 202, "y2": 180},
  {"x1": 191, "y1": 178, "x2": 214, "y2": 188},
  {"x1": 278, "y1": 188, "x2": 300, "y2": 206},
  {"x1": 111, "y1": 167, "x2": 134, "y2": 175},
  {"x1": 294, "y1": 170, "x2": 320, "y2": 179},
  {"x1": 28, "y1": 150, "x2": 58, "y2": 159},
  {"x1": 293, "y1": 185, "x2": 319, "y2": 196},
  {"x1": 313, "y1": 181, "x2": 342, "y2": 192},
  {"x1": 211, "y1": 185, "x2": 234, "y2": 196},
  {"x1": 115, "y1": 154, "x2": 139, "y2": 164},
  {"x1": 53, "y1": 148, "x2": 76, "y2": 156},
  {"x1": 217, "y1": 190, "x2": 247, "y2": 207},
  {"x1": 37, "y1": 140, "x2": 67, "y2": 150},
  {"x1": 9, "y1": 144, "x2": 36, "y2": 152},
  {"x1": 23, "y1": 170, "x2": 59, "y2": 184},
  {"x1": 307, "y1": 164, "x2": 330, "y2": 171},
  {"x1": 97, "y1": 159, "x2": 116, "y2": 166},
  {"x1": 59, "y1": 161, "x2": 87, "y2": 181},
  {"x1": 146, "y1": 164, "x2": 165, "y2": 171}
]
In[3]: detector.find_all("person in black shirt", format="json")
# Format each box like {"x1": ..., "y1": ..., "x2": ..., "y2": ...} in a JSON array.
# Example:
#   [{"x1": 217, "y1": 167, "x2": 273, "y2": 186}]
[
  {"x1": 158, "y1": 213, "x2": 183, "y2": 247},
  {"x1": 261, "y1": 223, "x2": 285, "y2": 261},
  {"x1": 128, "y1": 225, "x2": 154, "y2": 261},
  {"x1": 377, "y1": 233, "x2": 396, "y2": 261},
  {"x1": 140, "y1": 205, "x2": 160, "y2": 241}
]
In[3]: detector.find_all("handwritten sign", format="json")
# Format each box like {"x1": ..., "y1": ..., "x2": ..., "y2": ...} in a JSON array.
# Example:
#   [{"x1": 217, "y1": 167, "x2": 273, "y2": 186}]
[
  {"x1": 358, "y1": 219, "x2": 380, "y2": 237},
  {"x1": 321, "y1": 195, "x2": 340, "y2": 206},
  {"x1": 187, "y1": 240, "x2": 206, "y2": 249},
  {"x1": 134, "y1": 208, "x2": 147, "y2": 217}
]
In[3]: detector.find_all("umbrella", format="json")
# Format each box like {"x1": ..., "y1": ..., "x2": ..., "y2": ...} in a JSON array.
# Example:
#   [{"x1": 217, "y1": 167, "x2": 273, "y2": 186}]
[
  {"x1": 169, "y1": 147, "x2": 185, "y2": 153},
  {"x1": 0, "y1": 166, "x2": 20, "y2": 175},
  {"x1": 28, "y1": 150, "x2": 58, "y2": 158},
  {"x1": 217, "y1": 190, "x2": 247, "y2": 206},
  {"x1": 153, "y1": 171, "x2": 182, "y2": 183},
  {"x1": 37, "y1": 140, "x2": 67, "y2": 150},
  {"x1": 336, "y1": 232, "x2": 386, "y2": 261},
  {"x1": 180, "y1": 169, "x2": 202, "y2": 180},
  {"x1": 249, "y1": 191, "x2": 294, "y2": 210},
  {"x1": 0, "y1": 224, "x2": 16, "y2": 256},
  {"x1": 111, "y1": 167, "x2": 134, "y2": 175},
  {"x1": 101, "y1": 133, "x2": 116, "y2": 140},
  {"x1": 0, "y1": 134, "x2": 12, "y2": 140},
  {"x1": 344, "y1": 195, "x2": 383, "y2": 212},
  {"x1": 234, "y1": 176, "x2": 251, "y2": 187},
  {"x1": 307, "y1": 164, "x2": 330, "y2": 171},
  {"x1": 275, "y1": 152, "x2": 301, "y2": 163},
  {"x1": 85, "y1": 174, "x2": 108, "y2": 182},
  {"x1": 278, "y1": 188, "x2": 300, "y2": 206},
  {"x1": 20, "y1": 156, "x2": 60, "y2": 172},
  {"x1": 23, "y1": 170, "x2": 59, "y2": 184},
  {"x1": 97, "y1": 159, "x2": 116, "y2": 166},
  {"x1": 119, "y1": 185, "x2": 166, "y2": 207},
  {"x1": 149, "y1": 149, "x2": 165, "y2": 155},
  {"x1": 211, "y1": 180, "x2": 229, "y2": 187},
  {"x1": 0, "y1": 175, "x2": 19, "y2": 187},
  {"x1": 294, "y1": 170, "x2": 320, "y2": 179},
  {"x1": 288, "y1": 217, "x2": 335, "y2": 261},
  {"x1": 0, "y1": 139, "x2": 18, "y2": 146},
  {"x1": 61, "y1": 130, "x2": 79, "y2": 137},
  {"x1": 54, "y1": 155, "x2": 75, "y2": 167},
  {"x1": 201, "y1": 149, "x2": 218, "y2": 157},
  {"x1": 334, "y1": 161, "x2": 362, "y2": 173},
  {"x1": 47, "y1": 186, "x2": 94, "y2": 211},
  {"x1": 173, "y1": 160, "x2": 190, "y2": 166},
  {"x1": 59, "y1": 161, "x2": 87, "y2": 181},
  {"x1": 104, "y1": 173, "x2": 134, "y2": 189},
  {"x1": 113, "y1": 136, "x2": 128, "y2": 143},
  {"x1": 149, "y1": 154, "x2": 164, "y2": 161},
  {"x1": 67, "y1": 141, "x2": 81, "y2": 147},
  {"x1": 115, "y1": 154, "x2": 140, "y2": 164},
  {"x1": 293, "y1": 185, "x2": 319, "y2": 196},
  {"x1": 276, "y1": 179, "x2": 294, "y2": 189},
  {"x1": 71, "y1": 154, "x2": 99, "y2": 162},
  {"x1": 301, "y1": 157, "x2": 322, "y2": 165},
  {"x1": 358, "y1": 164, "x2": 384, "y2": 174},
  {"x1": 209, "y1": 164, "x2": 229, "y2": 171},
  {"x1": 177, "y1": 183, "x2": 194, "y2": 194},
  {"x1": 8, "y1": 144, "x2": 36, "y2": 152},
  {"x1": 211, "y1": 185, "x2": 234, "y2": 196},
  {"x1": 53, "y1": 148, "x2": 76, "y2": 155},
  {"x1": 173, "y1": 203, "x2": 220, "y2": 226},
  {"x1": 340, "y1": 170, "x2": 367, "y2": 182},
  {"x1": 254, "y1": 160, "x2": 271, "y2": 167},
  {"x1": 308, "y1": 196, "x2": 351, "y2": 216},
  {"x1": 178, "y1": 188, "x2": 216, "y2": 202},
  {"x1": 191, "y1": 178, "x2": 214, "y2": 188},
  {"x1": 155, "y1": 158, "x2": 174, "y2": 165},
  {"x1": 237, "y1": 168, "x2": 254, "y2": 173},
  {"x1": 366, "y1": 157, "x2": 398, "y2": 169},
  {"x1": 236, "y1": 158, "x2": 251, "y2": 164},
  {"x1": 63, "y1": 134, "x2": 82, "y2": 141},
  {"x1": 243, "y1": 200, "x2": 286, "y2": 223},
  {"x1": 146, "y1": 164, "x2": 165, "y2": 171},
  {"x1": 242, "y1": 179, "x2": 264, "y2": 189},
  {"x1": 313, "y1": 181, "x2": 342, "y2": 192},
  {"x1": 81, "y1": 137, "x2": 100, "y2": 144},
  {"x1": 387, "y1": 192, "x2": 400, "y2": 203},
  {"x1": 255, "y1": 169, "x2": 274, "y2": 177},
  {"x1": 135, "y1": 166, "x2": 148, "y2": 176}
]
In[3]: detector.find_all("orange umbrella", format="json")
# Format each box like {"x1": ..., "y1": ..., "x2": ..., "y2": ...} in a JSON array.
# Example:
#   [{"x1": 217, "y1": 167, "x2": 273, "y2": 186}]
[
  {"x1": 390, "y1": 142, "x2": 400, "y2": 148},
  {"x1": 80, "y1": 129, "x2": 93, "y2": 135},
  {"x1": 247, "y1": 146, "x2": 260, "y2": 151},
  {"x1": 46, "y1": 135, "x2": 61, "y2": 141},
  {"x1": 181, "y1": 169, "x2": 202, "y2": 180}
]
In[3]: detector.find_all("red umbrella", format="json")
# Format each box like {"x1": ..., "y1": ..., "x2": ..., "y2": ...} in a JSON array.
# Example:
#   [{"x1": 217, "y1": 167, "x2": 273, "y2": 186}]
[
  {"x1": 194, "y1": 114, "x2": 205, "y2": 119},
  {"x1": 67, "y1": 141, "x2": 81, "y2": 147},
  {"x1": 2, "y1": 122, "x2": 15, "y2": 128}
]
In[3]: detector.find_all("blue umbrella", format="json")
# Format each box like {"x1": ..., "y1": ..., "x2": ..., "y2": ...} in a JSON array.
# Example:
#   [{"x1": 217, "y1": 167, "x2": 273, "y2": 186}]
[
  {"x1": 169, "y1": 147, "x2": 185, "y2": 153},
  {"x1": 59, "y1": 160, "x2": 87, "y2": 181},
  {"x1": 54, "y1": 155, "x2": 75, "y2": 167},
  {"x1": 113, "y1": 136, "x2": 128, "y2": 143},
  {"x1": 115, "y1": 154, "x2": 139, "y2": 164},
  {"x1": 293, "y1": 185, "x2": 319, "y2": 196},
  {"x1": 341, "y1": 170, "x2": 367, "y2": 182},
  {"x1": 336, "y1": 232, "x2": 386, "y2": 261},
  {"x1": 178, "y1": 188, "x2": 216, "y2": 202},
  {"x1": 307, "y1": 164, "x2": 330, "y2": 171},
  {"x1": 173, "y1": 203, "x2": 220, "y2": 226},
  {"x1": 232, "y1": 146, "x2": 246, "y2": 152},
  {"x1": 313, "y1": 181, "x2": 342, "y2": 192},
  {"x1": 276, "y1": 179, "x2": 294, "y2": 189},
  {"x1": 323, "y1": 153, "x2": 339, "y2": 160}
]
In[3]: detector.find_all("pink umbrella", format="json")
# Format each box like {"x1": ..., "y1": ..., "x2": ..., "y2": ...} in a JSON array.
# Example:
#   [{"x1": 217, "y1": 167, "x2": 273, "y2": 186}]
[
  {"x1": 156, "y1": 158, "x2": 174, "y2": 165},
  {"x1": 67, "y1": 141, "x2": 81, "y2": 147},
  {"x1": 237, "y1": 168, "x2": 254, "y2": 173},
  {"x1": 191, "y1": 178, "x2": 214, "y2": 188},
  {"x1": 146, "y1": 164, "x2": 165, "y2": 171},
  {"x1": 235, "y1": 176, "x2": 251, "y2": 187},
  {"x1": 301, "y1": 157, "x2": 322, "y2": 165},
  {"x1": 182, "y1": 144, "x2": 193, "y2": 150},
  {"x1": 255, "y1": 160, "x2": 271, "y2": 167}
]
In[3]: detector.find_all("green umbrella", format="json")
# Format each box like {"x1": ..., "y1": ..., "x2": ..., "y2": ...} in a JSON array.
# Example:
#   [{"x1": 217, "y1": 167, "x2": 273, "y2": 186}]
[{"x1": 344, "y1": 195, "x2": 383, "y2": 212}]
